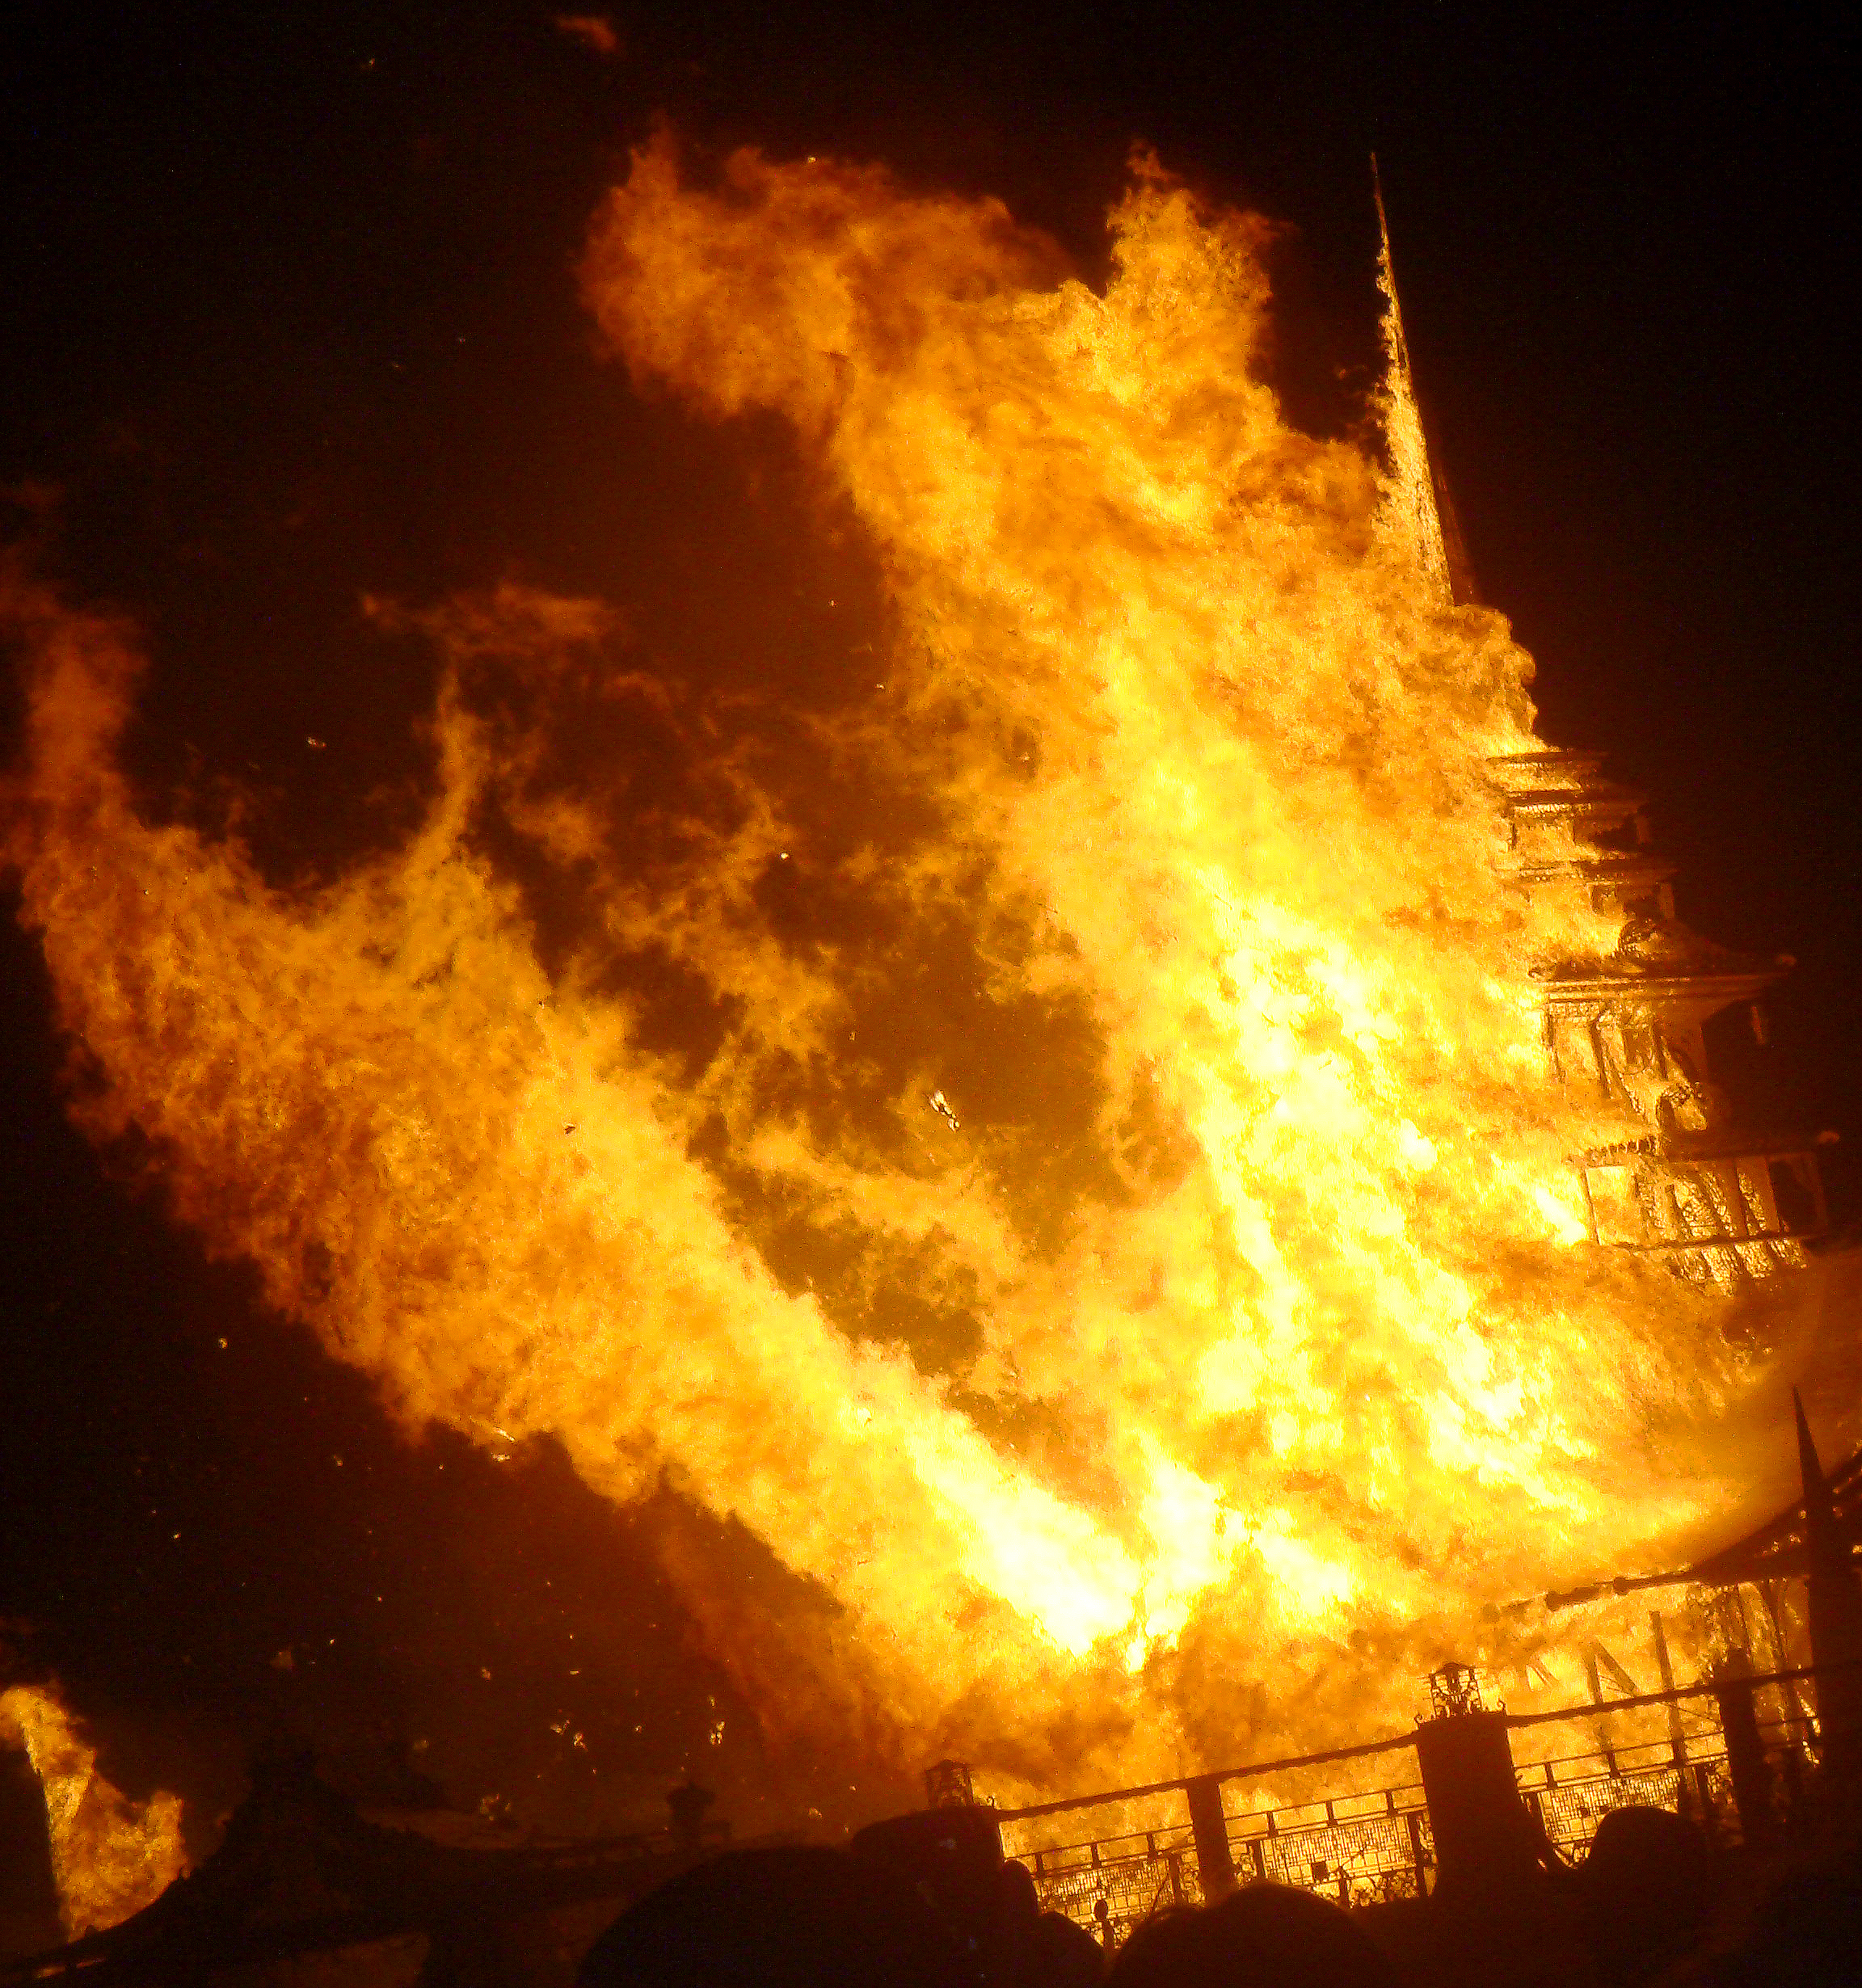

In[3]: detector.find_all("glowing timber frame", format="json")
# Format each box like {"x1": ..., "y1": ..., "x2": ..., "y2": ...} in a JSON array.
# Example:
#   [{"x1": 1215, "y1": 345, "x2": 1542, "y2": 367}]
[{"x1": 1490, "y1": 748, "x2": 1828, "y2": 1278}]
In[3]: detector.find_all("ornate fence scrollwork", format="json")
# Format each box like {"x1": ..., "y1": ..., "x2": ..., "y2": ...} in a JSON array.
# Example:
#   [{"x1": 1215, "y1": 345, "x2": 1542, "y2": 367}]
[{"x1": 1015, "y1": 1708, "x2": 1809, "y2": 1949}]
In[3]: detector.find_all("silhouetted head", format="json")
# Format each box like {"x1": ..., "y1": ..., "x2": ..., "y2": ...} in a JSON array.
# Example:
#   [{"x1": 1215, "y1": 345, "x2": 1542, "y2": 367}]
[
  {"x1": 1109, "y1": 1885, "x2": 1393, "y2": 1988},
  {"x1": 1035, "y1": 1907, "x2": 1109, "y2": 1984},
  {"x1": 1578, "y1": 1805, "x2": 1712, "y2": 1984},
  {"x1": 849, "y1": 1802, "x2": 1005, "y2": 1936},
  {"x1": 576, "y1": 1845, "x2": 967, "y2": 1988},
  {"x1": 1738, "y1": 1855, "x2": 1862, "y2": 1988},
  {"x1": 996, "y1": 1857, "x2": 1040, "y2": 1928},
  {"x1": 1628, "y1": 1851, "x2": 1862, "y2": 1988}
]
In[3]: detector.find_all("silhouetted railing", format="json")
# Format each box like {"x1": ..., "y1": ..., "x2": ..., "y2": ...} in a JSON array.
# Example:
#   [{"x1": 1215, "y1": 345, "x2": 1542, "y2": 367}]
[
  {"x1": 1516, "y1": 1714, "x2": 1814, "y2": 1861},
  {"x1": 1003, "y1": 1686, "x2": 1830, "y2": 1948},
  {"x1": 1015, "y1": 1780, "x2": 1434, "y2": 1944},
  {"x1": 1026, "y1": 1823, "x2": 1203, "y2": 1947},
  {"x1": 1227, "y1": 1783, "x2": 1431, "y2": 1906}
]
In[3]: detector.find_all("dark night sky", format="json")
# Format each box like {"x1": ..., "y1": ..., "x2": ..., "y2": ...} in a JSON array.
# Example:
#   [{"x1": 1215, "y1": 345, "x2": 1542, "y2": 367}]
[{"x1": 2, "y1": 1, "x2": 1857, "y2": 1848}]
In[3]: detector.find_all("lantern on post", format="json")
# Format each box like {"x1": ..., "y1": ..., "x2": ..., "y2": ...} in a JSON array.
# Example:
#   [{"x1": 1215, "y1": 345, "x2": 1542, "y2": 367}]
[{"x1": 923, "y1": 1759, "x2": 976, "y2": 1809}]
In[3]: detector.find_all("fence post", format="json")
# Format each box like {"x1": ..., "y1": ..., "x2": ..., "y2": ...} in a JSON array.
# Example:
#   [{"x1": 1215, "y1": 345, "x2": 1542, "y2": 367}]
[
  {"x1": 1186, "y1": 1775, "x2": 1236, "y2": 1901},
  {"x1": 1403, "y1": 1806, "x2": 1428, "y2": 1895},
  {"x1": 1797, "y1": 1392, "x2": 1862, "y2": 1790},
  {"x1": 1692, "y1": 1762, "x2": 1721, "y2": 1844},
  {"x1": 1415, "y1": 1708, "x2": 1538, "y2": 1897},
  {"x1": 1712, "y1": 1661, "x2": 1776, "y2": 1852}
]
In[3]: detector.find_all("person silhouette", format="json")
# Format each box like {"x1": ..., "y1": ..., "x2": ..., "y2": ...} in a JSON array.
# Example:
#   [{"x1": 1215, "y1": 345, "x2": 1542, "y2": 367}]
[
  {"x1": 1108, "y1": 1884, "x2": 1394, "y2": 1988},
  {"x1": 576, "y1": 1844, "x2": 968, "y2": 1988},
  {"x1": 1576, "y1": 1805, "x2": 1712, "y2": 1986}
]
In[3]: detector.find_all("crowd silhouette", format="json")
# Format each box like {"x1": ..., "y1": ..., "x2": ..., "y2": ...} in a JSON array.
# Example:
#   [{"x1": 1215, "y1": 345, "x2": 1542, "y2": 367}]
[{"x1": 574, "y1": 1804, "x2": 1862, "y2": 1988}]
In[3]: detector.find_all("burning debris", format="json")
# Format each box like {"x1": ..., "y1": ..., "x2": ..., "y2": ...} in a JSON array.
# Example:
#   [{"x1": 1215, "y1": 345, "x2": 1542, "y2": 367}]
[
  {"x1": 0, "y1": 1750, "x2": 729, "y2": 1984},
  {"x1": 0, "y1": 1684, "x2": 184, "y2": 1945}
]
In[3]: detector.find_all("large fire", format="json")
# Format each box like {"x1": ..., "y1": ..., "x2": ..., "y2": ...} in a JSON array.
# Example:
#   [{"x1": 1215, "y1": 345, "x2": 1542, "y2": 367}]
[{"x1": 1, "y1": 139, "x2": 1797, "y2": 1800}]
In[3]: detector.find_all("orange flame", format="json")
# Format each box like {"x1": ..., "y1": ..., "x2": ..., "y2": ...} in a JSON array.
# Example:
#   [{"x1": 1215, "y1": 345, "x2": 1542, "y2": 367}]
[
  {"x1": 2, "y1": 143, "x2": 1782, "y2": 1793},
  {"x1": 0, "y1": 1686, "x2": 186, "y2": 1940}
]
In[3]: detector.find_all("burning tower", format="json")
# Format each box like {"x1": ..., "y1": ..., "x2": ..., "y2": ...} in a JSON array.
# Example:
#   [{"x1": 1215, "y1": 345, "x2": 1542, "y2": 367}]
[
  {"x1": 1378, "y1": 180, "x2": 1827, "y2": 1283},
  {"x1": 1499, "y1": 756, "x2": 1826, "y2": 1278}
]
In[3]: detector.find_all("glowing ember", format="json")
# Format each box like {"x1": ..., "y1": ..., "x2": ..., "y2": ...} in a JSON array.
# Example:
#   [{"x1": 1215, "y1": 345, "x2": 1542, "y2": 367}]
[
  {"x1": 0, "y1": 1685, "x2": 186, "y2": 1940},
  {"x1": 0, "y1": 141, "x2": 1789, "y2": 1794}
]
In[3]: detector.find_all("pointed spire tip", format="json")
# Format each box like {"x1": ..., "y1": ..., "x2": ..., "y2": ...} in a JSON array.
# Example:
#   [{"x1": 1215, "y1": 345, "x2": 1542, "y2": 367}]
[{"x1": 1795, "y1": 1384, "x2": 1835, "y2": 1521}]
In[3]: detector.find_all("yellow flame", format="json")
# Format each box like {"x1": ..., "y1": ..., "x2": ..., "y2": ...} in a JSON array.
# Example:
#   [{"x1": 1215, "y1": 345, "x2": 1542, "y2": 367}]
[{"x1": 1, "y1": 141, "x2": 1776, "y2": 1790}]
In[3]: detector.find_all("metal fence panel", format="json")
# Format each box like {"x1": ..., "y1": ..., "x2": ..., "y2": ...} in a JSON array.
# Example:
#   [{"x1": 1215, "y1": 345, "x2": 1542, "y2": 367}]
[{"x1": 1020, "y1": 1711, "x2": 1810, "y2": 1946}]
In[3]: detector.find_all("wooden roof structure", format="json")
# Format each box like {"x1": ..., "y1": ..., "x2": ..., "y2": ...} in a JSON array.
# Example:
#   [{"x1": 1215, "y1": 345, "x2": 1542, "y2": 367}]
[{"x1": 1531, "y1": 1434, "x2": 1862, "y2": 1616}]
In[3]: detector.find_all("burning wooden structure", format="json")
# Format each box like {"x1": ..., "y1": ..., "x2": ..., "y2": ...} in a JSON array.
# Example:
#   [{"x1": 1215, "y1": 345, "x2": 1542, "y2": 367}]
[
  {"x1": 1492, "y1": 748, "x2": 1828, "y2": 1277},
  {"x1": 4, "y1": 156, "x2": 1856, "y2": 1986}
]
